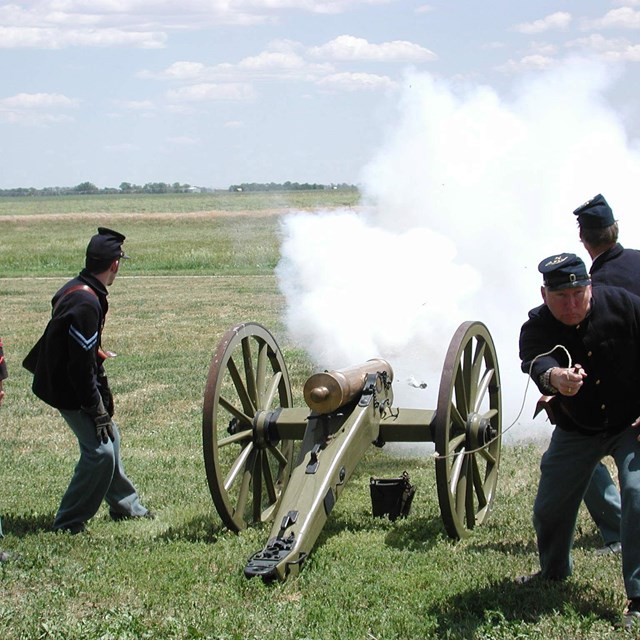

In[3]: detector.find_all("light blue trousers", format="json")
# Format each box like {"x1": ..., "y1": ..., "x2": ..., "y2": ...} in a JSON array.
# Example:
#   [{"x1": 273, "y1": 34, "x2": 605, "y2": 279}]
[
  {"x1": 53, "y1": 409, "x2": 148, "y2": 530},
  {"x1": 534, "y1": 425, "x2": 640, "y2": 598},
  {"x1": 583, "y1": 461, "x2": 621, "y2": 545}
]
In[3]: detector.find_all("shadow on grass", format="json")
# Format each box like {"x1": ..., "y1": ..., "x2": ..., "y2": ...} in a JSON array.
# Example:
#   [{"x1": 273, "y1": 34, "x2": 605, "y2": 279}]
[
  {"x1": 427, "y1": 575, "x2": 619, "y2": 635},
  {"x1": 2, "y1": 512, "x2": 55, "y2": 536},
  {"x1": 156, "y1": 514, "x2": 226, "y2": 544}
]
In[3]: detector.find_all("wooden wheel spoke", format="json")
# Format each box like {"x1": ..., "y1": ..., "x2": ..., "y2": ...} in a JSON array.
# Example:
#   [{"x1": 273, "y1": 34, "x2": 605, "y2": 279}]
[
  {"x1": 255, "y1": 341, "x2": 269, "y2": 410},
  {"x1": 465, "y1": 457, "x2": 476, "y2": 527},
  {"x1": 471, "y1": 454, "x2": 488, "y2": 509},
  {"x1": 451, "y1": 403, "x2": 466, "y2": 432},
  {"x1": 450, "y1": 447, "x2": 466, "y2": 494},
  {"x1": 241, "y1": 337, "x2": 258, "y2": 408},
  {"x1": 478, "y1": 445, "x2": 497, "y2": 465},
  {"x1": 454, "y1": 366, "x2": 469, "y2": 421},
  {"x1": 473, "y1": 368, "x2": 494, "y2": 414},
  {"x1": 233, "y1": 449, "x2": 256, "y2": 518},
  {"x1": 227, "y1": 357, "x2": 256, "y2": 415},
  {"x1": 448, "y1": 432, "x2": 466, "y2": 452},
  {"x1": 267, "y1": 443, "x2": 289, "y2": 467},
  {"x1": 218, "y1": 429, "x2": 252, "y2": 448},
  {"x1": 252, "y1": 451, "x2": 263, "y2": 522},
  {"x1": 454, "y1": 456, "x2": 468, "y2": 521},
  {"x1": 263, "y1": 371, "x2": 283, "y2": 411},
  {"x1": 262, "y1": 451, "x2": 277, "y2": 504},
  {"x1": 219, "y1": 395, "x2": 253, "y2": 427},
  {"x1": 468, "y1": 340, "x2": 487, "y2": 410},
  {"x1": 224, "y1": 441, "x2": 253, "y2": 491}
]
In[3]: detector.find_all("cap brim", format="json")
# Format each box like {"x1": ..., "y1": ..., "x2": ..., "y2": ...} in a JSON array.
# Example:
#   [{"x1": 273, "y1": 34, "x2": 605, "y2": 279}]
[{"x1": 546, "y1": 279, "x2": 591, "y2": 292}]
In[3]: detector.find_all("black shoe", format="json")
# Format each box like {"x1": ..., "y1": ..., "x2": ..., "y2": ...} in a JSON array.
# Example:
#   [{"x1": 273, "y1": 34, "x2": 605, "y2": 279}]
[
  {"x1": 624, "y1": 599, "x2": 640, "y2": 632},
  {"x1": 110, "y1": 510, "x2": 155, "y2": 522},
  {"x1": 596, "y1": 541, "x2": 622, "y2": 555}
]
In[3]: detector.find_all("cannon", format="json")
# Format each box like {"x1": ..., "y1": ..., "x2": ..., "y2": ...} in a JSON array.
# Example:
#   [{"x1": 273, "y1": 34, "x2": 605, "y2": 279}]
[{"x1": 202, "y1": 321, "x2": 501, "y2": 581}]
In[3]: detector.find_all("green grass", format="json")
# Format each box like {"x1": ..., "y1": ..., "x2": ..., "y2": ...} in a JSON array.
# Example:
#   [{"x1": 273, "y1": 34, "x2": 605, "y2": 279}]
[
  {"x1": 0, "y1": 195, "x2": 631, "y2": 639},
  {"x1": 0, "y1": 189, "x2": 361, "y2": 216}
]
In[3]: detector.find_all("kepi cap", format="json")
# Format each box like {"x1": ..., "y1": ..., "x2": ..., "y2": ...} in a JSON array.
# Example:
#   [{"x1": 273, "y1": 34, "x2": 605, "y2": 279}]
[
  {"x1": 86, "y1": 227, "x2": 129, "y2": 262},
  {"x1": 538, "y1": 253, "x2": 591, "y2": 291},
  {"x1": 573, "y1": 194, "x2": 615, "y2": 229}
]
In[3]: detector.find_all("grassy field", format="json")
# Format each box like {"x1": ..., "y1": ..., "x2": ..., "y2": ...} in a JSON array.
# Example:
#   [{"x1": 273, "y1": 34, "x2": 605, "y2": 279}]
[{"x1": 0, "y1": 193, "x2": 632, "y2": 639}]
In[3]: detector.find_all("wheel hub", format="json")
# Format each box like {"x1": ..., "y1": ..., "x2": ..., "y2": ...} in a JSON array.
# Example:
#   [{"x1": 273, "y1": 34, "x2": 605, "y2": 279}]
[{"x1": 466, "y1": 412, "x2": 497, "y2": 450}]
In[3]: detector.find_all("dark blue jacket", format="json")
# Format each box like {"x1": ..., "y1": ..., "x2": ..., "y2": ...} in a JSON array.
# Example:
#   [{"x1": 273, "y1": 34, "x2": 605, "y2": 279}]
[
  {"x1": 32, "y1": 270, "x2": 110, "y2": 413},
  {"x1": 519, "y1": 286, "x2": 640, "y2": 434},
  {"x1": 590, "y1": 243, "x2": 640, "y2": 296}
]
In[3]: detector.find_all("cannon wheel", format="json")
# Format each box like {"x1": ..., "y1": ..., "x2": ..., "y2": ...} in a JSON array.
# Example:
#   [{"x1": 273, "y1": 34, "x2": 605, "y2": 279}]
[
  {"x1": 202, "y1": 322, "x2": 295, "y2": 532},
  {"x1": 434, "y1": 321, "x2": 502, "y2": 539}
]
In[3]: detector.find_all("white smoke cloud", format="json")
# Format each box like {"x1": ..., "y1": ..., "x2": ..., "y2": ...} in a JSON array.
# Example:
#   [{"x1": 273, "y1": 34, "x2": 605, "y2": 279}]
[{"x1": 276, "y1": 57, "x2": 640, "y2": 442}]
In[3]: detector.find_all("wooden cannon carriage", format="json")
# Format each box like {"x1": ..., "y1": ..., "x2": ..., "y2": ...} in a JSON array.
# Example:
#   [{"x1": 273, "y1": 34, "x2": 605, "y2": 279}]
[{"x1": 202, "y1": 321, "x2": 502, "y2": 581}]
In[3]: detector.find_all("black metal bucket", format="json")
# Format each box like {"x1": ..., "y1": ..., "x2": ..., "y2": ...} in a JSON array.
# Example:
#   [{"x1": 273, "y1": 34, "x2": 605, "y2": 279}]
[{"x1": 369, "y1": 471, "x2": 416, "y2": 521}]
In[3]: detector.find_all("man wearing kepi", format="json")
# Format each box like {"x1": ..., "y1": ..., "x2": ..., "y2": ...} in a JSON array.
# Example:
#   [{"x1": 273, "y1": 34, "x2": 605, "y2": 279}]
[
  {"x1": 29, "y1": 228, "x2": 151, "y2": 533},
  {"x1": 568, "y1": 193, "x2": 640, "y2": 555},
  {"x1": 519, "y1": 252, "x2": 640, "y2": 630}
]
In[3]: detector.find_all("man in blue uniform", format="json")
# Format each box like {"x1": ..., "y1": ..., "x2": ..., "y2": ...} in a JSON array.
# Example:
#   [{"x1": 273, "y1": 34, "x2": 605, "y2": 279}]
[
  {"x1": 576, "y1": 193, "x2": 640, "y2": 292},
  {"x1": 519, "y1": 252, "x2": 640, "y2": 630},
  {"x1": 28, "y1": 228, "x2": 151, "y2": 533},
  {"x1": 570, "y1": 193, "x2": 640, "y2": 555}
]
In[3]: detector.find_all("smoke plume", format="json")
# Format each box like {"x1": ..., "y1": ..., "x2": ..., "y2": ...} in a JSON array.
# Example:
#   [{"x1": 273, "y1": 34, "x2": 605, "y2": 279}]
[{"x1": 276, "y1": 58, "x2": 640, "y2": 442}]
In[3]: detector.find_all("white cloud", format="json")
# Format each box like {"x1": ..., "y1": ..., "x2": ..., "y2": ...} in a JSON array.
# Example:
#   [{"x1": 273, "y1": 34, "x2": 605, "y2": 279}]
[
  {"x1": 238, "y1": 50, "x2": 307, "y2": 70},
  {"x1": 595, "y1": 7, "x2": 640, "y2": 29},
  {"x1": 316, "y1": 71, "x2": 396, "y2": 91},
  {"x1": 568, "y1": 34, "x2": 640, "y2": 61},
  {"x1": 0, "y1": 26, "x2": 165, "y2": 49},
  {"x1": 0, "y1": 92, "x2": 78, "y2": 108},
  {"x1": 0, "y1": 0, "x2": 397, "y2": 49},
  {"x1": 528, "y1": 42, "x2": 559, "y2": 57},
  {"x1": 496, "y1": 54, "x2": 556, "y2": 74},
  {"x1": 513, "y1": 11, "x2": 571, "y2": 34},
  {"x1": 142, "y1": 51, "x2": 332, "y2": 83},
  {"x1": 166, "y1": 82, "x2": 256, "y2": 102},
  {"x1": 115, "y1": 99, "x2": 156, "y2": 110},
  {"x1": 0, "y1": 92, "x2": 79, "y2": 125},
  {"x1": 309, "y1": 35, "x2": 437, "y2": 62}
]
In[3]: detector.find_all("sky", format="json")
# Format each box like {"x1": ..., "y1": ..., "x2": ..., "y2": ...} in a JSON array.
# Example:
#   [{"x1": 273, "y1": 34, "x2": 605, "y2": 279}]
[
  {"x1": 2, "y1": 1, "x2": 640, "y2": 190},
  {"x1": 5, "y1": 1, "x2": 640, "y2": 440}
]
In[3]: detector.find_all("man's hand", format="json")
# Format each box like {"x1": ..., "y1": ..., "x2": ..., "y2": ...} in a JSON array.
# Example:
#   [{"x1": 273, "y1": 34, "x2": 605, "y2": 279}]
[
  {"x1": 95, "y1": 412, "x2": 115, "y2": 444},
  {"x1": 550, "y1": 364, "x2": 587, "y2": 396}
]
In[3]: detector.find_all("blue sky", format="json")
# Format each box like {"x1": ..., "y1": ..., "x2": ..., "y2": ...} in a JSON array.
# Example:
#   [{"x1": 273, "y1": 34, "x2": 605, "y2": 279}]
[{"x1": 1, "y1": 0, "x2": 640, "y2": 189}]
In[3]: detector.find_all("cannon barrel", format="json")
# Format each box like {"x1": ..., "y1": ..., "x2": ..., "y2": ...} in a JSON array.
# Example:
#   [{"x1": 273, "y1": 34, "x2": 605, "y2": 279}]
[{"x1": 303, "y1": 358, "x2": 393, "y2": 414}]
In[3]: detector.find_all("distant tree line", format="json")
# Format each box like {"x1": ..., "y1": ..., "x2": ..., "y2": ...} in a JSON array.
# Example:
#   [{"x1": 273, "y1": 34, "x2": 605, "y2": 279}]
[
  {"x1": 228, "y1": 181, "x2": 357, "y2": 192},
  {"x1": 0, "y1": 181, "x2": 358, "y2": 197},
  {"x1": 0, "y1": 182, "x2": 207, "y2": 197}
]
